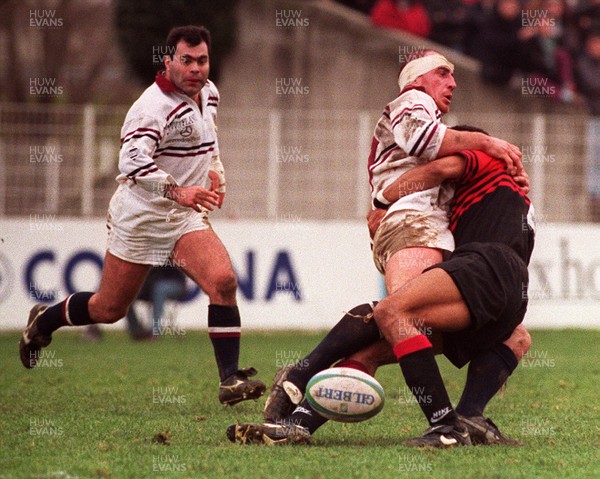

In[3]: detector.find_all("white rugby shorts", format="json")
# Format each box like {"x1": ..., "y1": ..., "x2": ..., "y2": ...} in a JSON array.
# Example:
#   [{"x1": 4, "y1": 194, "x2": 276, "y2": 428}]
[
  {"x1": 372, "y1": 189, "x2": 454, "y2": 274},
  {"x1": 106, "y1": 184, "x2": 210, "y2": 265}
]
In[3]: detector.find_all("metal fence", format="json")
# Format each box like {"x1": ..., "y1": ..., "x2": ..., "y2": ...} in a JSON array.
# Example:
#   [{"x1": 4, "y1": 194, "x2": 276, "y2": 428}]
[{"x1": 0, "y1": 103, "x2": 595, "y2": 222}]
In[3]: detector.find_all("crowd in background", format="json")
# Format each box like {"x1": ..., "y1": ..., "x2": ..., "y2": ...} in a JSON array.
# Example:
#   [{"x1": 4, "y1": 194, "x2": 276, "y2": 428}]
[{"x1": 335, "y1": 0, "x2": 600, "y2": 117}]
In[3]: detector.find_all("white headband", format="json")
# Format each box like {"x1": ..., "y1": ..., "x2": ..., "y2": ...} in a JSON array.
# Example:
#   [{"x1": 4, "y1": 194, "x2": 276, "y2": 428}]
[{"x1": 398, "y1": 54, "x2": 454, "y2": 91}]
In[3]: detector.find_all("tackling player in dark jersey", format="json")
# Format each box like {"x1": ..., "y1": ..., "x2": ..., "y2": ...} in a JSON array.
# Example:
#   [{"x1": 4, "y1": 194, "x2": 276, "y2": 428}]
[
  {"x1": 228, "y1": 126, "x2": 534, "y2": 447},
  {"x1": 372, "y1": 127, "x2": 534, "y2": 447}
]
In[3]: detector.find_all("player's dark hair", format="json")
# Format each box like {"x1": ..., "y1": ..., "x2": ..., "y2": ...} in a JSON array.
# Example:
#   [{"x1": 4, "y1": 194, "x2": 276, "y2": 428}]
[
  {"x1": 166, "y1": 25, "x2": 211, "y2": 58},
  {"x1": 451, "y1": 124, "x2": 490, "y2": 136}
]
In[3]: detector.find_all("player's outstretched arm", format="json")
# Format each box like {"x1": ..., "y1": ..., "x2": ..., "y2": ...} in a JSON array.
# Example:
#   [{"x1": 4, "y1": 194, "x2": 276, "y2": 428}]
[
  {"x1": 380, "y1": 155, "x2": 465, "y2": 204},
  {"x1": 438, "y1": 129, "x2": 523, "y2": 174}
]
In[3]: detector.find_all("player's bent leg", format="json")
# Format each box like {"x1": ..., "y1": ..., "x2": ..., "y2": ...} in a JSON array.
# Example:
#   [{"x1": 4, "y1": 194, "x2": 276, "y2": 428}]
[
  {"x1": 346, "y1": 339, "x2": 397, "y2": 376},
  {"x1": 384, "y1": 246, "x2": 443, "y2": 294},
  {"x1": 263, "y1": 341, "x2": 392, "y2": 425},
  {"x1": 262, "y1": 341, "x2": 396, "y2": 435},
  {"x1": 89, "y1": 252, "x2": 151, "y2": 323},
  {"x1": 172, "y1": 229, "x2": 238, "y2": 305},
  {"x1": 503, "y1": 324, "x2": 531, "y2": 361},
  {"x1": 20, "y1": 252, "x2": 149, "y2": 369},
  {"x1": 375, "y1": 267, "x2": 471, "y2": 347},
  {"x1": 374, "y1": 268, "x2": 472, "y2": 443},
  {"x1": 264, "y1": 303, "x2": 381, "y2": 422},
  {"x1": 456, "y1": 325, "x2": 531, "y2": 446},
  {"x1": 172, "y1": 229, "x2": 266, "y2": 405}
]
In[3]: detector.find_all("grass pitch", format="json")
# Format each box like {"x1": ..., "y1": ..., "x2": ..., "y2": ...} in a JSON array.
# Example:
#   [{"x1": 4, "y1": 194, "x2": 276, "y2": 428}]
[{"x1": 0, "y1": 329, "x2": 598, "y2": 479}]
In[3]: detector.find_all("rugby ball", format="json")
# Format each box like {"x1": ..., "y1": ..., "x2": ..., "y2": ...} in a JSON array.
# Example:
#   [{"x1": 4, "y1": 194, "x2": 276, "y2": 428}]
[{"x1": 305, "y1": 367, "x2": 385, "y2": 423}]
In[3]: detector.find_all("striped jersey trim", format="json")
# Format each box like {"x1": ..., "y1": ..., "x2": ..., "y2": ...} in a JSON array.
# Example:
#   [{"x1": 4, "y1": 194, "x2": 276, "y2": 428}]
[
  {"x1": 172, "y1": 106, "x2": 193, "y2": 121},
  {"x1": 411, "y1": 122, "x2": 439, "y2": 157},
  {"x1": 127, "y1": 161, "x2": 157, "y2": 179},
  {"x1": 153, "y1": 146, "x2": 215, "y2": 159},
  {"x1": 166, "y1": 102, "x2": 189, "y2": 122},
  {"x1": 120, "y1": 128, "x2": 162, "y2": 146},
  {"x1": 154, "y1": 141, "x2": 215, "y2": 154}
]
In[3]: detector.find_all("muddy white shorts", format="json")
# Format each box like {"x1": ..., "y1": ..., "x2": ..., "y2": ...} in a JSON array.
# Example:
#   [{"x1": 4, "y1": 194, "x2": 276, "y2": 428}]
[
  {"x1": 106, "y1": 184, "x2": 210, "y2": 266},
  {"x1": 372, "y1": 188, "x2": 454, "y2": 274}
]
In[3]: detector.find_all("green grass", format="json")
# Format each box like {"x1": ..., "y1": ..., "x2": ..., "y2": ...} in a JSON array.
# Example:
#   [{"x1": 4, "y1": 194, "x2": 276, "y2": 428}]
[{"x1": 0, "y1": 329, "x2": 598, "y2": 479}]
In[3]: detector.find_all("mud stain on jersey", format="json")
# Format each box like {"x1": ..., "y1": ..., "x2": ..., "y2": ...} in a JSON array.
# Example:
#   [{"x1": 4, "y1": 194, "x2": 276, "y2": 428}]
[{"x1": 403, "y1": 117, "x2": 426, "y2": 143}]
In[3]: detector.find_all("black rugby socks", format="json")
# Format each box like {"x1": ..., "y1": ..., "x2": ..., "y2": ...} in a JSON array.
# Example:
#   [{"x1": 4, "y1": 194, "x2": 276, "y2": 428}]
[
  {"x1": 37, "y1": 292, "x2": 95, "y2": 335},
  {"x1": 285, "y1": 303, "x2": 381, "y2": 392},
  {"x1": 395, "y1": 334, "x2": 457, "y2": 427},
  {"x1": 208, "y1": 304, "x2": 241, "y2": 381},
  {"x1": 286, "y1": 399, "x2": 329, "y2": 434},
  {"x1": 456, "y1": 343, "x2": 519, "y2": 418}
]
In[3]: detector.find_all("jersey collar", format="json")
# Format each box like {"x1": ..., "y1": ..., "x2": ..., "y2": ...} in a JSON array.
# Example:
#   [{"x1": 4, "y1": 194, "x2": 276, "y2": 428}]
[
  {"x1": 155, "y1": 70, "x2": 184, "y2": 94},
  {"x1": 400, "y1": 85, "x2": 443, "y2": 119}
]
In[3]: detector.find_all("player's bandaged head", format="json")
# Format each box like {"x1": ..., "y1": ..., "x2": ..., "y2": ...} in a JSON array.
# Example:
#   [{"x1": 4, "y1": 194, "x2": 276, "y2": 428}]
[{"x1": 398, "y1": 53, "x2": 454, "y2": 91}]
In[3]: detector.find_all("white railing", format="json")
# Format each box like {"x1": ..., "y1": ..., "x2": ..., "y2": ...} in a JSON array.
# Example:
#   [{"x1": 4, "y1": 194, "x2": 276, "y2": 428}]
[{"x1": 0, "y1": 103, "x2": 594, "y2": 221}]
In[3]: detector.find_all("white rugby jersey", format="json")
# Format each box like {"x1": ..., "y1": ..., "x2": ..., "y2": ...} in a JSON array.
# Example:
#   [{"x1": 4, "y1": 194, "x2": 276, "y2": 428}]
[
  {"x1": 368, "y1": 88, "x2": 447, "y2": 198},
  {"x1": 116, "y1": 71, "x2": 220, "y2": 203}
]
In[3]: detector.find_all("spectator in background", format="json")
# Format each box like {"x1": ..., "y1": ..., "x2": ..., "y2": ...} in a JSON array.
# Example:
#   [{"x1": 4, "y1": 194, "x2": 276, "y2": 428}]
[
  {"x1": 459, "y1": 0, "x2": 499, "y2": 58},
  {"x1": 576, "y1": 29, "x2": 600, "y2": 115},
  {"x1": 519, "y1": 0, "x2": 578, "y2": 102},
  {"x1": 572, "y1": 0, "x2": 600, "y2": 49},
  {"x1": 370, "y1": 0, "x2": 432, "y2": 38},
  {"x1": 575, "y1": 30, "x2": 600, "y2": 220},
  {"x1": 476, "y1": 0, "x2": 523, "y2": 85},
  {"x1": 424, "y1": 0, "x2": 474, "y2": 52}
]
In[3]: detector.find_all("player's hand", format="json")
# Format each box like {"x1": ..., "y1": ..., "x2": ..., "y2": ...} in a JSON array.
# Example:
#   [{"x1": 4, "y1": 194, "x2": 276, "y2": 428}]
[
  {"x1": 512, "y1": 169, "x2": 530, "y2": 195},
  {"x1": 483, "y1": 137, "x2": 523, "y2": 176},
  {"x1": 208, "y1": 170, "x2": 225, "y2": 208},
  {"x1": 166, "y1": 185, "x2": 220, "y2": 212},
  {"x1": 367, "y1": 208, "x2": 386, "y2": 240}
]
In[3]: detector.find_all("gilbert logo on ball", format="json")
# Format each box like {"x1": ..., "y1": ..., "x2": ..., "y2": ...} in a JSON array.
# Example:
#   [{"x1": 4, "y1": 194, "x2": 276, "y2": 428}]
[{"x1": 305, "y1": 367, "x2": 385, "y2": 423}]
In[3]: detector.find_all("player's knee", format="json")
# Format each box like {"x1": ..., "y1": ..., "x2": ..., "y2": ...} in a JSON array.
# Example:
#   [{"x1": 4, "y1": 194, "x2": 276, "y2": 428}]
[
  {"x1": 517, "y1": 326, "x2": 532, "y2": 356},
  {"x1": 213, "y1": 272, "x2": 238, "y2": 299},
  {"x1": 93, "y1": 303, "x2": 128, "y2": 324},
  {"x1": 373, "y1": 298, "x2": 397, "y2": 329},
  {"x1": 505, "y1": 324, "x2": 531, "y2": 360}
]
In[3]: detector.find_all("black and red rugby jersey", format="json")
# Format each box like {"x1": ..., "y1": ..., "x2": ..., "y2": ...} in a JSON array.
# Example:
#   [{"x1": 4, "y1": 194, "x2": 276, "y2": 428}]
[{"x1": 450, "y1": 150, "x2": 534, "y2": 264}]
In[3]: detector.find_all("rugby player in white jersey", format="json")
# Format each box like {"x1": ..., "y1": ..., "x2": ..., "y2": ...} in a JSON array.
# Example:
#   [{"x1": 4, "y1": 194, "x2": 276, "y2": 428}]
[
  {"x1": 369, "y1": 50, "x2": 522, "y2": 290},
  {"x1": 19, "y1": 25, "x2": 265, "y2": 406},
  {"x1": 229, "y1": 51, "x2": 525, "y2": 444}
]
